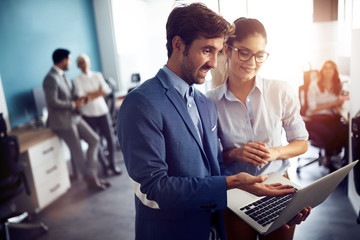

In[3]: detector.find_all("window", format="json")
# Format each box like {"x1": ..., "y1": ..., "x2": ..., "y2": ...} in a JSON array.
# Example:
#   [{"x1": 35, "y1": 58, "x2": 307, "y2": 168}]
[{"x1": 110, "y1": 0, "x2": 352, "y2": 92}]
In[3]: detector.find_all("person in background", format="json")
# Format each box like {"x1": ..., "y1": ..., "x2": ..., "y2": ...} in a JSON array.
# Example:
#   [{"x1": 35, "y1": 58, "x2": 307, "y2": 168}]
[
  {"x1": 117, "y1": 4, "x2": 308, "y2": 240},
  {"x1": 73, "y1": 54, "x2": 122, "y2": 176},
  {"x1": 43, "y1": 48, "x2": 111, "y2": 191},
  {"x1": 306, "y1": 60, "x2": 349, "y2": 170},
  {"x1": 207, "y1": 17, "x2": 311, "y2": 240}
]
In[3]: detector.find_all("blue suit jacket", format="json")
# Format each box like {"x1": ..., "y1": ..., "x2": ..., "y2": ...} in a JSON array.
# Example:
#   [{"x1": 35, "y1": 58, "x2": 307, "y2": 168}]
[{"x1": 117, "y1": 69, "x2": 230, "y2": 240}]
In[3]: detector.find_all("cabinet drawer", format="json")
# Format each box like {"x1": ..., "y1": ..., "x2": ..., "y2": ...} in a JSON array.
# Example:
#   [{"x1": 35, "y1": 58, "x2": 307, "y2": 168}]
[
  {"x1": 27, "y1": 137, "x2": 62, "y2": 167},
  {"x1": 35, "y1": 169, "x2": 71, "y2": 210},
  {"x1": 31, "y1": 157, "x2": 67, "y2": 187}
]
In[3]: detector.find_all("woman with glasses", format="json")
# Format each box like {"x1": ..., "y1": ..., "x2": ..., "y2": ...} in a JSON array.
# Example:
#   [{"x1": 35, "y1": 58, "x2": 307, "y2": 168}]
[{"x1": 207, "y1": 17, "x2": 310, "y2": 240}]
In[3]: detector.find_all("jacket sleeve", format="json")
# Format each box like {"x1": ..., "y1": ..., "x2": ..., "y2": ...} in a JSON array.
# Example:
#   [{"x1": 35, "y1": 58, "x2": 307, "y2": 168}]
[
  {"x1": 117, "y1": 90, "x2": 228, "y2": 210},
  {"x1": 43, "y1": 74, "x2": 74, "y2": 111}
]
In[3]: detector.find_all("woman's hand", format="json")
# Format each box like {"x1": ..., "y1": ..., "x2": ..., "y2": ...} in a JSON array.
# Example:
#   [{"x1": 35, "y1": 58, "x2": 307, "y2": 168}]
[
  {"x1": 262, "y1": 147, "x2": 281, "y2": 162},
  {"x1": 224, "y1": 142, "x2": 270, "y2": 166},
  {"x1": 282, "y1": 206, "x2": 312, "y2": 229}
]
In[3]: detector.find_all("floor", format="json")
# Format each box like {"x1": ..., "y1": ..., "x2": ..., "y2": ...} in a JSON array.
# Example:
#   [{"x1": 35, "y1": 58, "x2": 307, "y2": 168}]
[
  {"x1": 289, "y1": 151, "x2": 360, "y2": 240},
  {"x1": 5, "y1": 146, "x2": 360, "y2": 240}
]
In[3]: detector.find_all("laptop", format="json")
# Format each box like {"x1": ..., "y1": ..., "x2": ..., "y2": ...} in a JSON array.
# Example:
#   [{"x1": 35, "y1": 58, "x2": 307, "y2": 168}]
[{"x1": 227, "y1": 160, "x2": 359, "y2": 235}]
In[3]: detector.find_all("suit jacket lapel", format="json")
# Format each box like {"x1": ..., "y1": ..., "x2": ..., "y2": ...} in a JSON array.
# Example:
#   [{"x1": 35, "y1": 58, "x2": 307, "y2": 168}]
[
  {"x1": 165, "y1": 86, "x2": 204, "y2": 148},
  {"x1": 52, "y1": 69, "x2": 72, "y2": 99},
  {"x1": 157, "y1": 70, "x2": 209, "y2": 163},
  {"x1": 194, "y1": 92, "x2": 219, "y2": 174}
]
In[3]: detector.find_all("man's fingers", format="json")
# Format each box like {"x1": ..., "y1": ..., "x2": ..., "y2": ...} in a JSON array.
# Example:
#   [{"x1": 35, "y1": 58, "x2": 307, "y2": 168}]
[
  {"x1": 247, "y1": 174, "x2": 268, "y2": 184},
  {"x1": 265, "y1": 183, "x2": 295, "y2": 190},
  {"x1": 264, "y1": 184, "x2": 296, "y2": 196},
  {"x1": 265, "y1": 183, "x2": 283, "y2": 188}
]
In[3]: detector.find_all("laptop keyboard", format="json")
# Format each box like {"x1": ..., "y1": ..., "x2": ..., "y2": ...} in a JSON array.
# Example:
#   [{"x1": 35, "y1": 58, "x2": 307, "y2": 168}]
[{"x1": 240, "y1": 189, "x2": 297, "y2": 227}]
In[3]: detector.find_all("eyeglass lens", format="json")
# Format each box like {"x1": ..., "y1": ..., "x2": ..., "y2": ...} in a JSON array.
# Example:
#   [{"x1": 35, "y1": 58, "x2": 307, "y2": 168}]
[{"x1": 230, "y1": 46, "x2": 269, "y2": 63}]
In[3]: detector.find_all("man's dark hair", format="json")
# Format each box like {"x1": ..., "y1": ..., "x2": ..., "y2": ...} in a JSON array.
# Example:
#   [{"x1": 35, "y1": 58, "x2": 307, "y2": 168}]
[
  {"x1": 166, "y1": 3, "x2": 232, "y2": 58},
  {"x1": 52, "y1": 48, "x2": 70, "y2": 64}
]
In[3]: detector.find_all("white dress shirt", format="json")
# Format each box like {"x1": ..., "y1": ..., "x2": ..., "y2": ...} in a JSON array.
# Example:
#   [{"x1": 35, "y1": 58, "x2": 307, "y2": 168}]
[
  {"x1": 307, "y1": 81, "x2": 338, "y2": 116},
  {"x1": 52, "y1": 65, "x2": 64, "y2": 76},
  {"x1": 73, "y1": 71, "x2": 111, "y2": 117},
  {"x1": 207, "y1": 76, "x2": 308, "y2": 175}
]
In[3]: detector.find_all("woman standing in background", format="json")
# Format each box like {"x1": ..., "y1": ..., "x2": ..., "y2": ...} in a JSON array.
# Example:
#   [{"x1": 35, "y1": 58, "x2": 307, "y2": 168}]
[{"x1": 74, "y1": 54, "x2": 122, "y2": 176}]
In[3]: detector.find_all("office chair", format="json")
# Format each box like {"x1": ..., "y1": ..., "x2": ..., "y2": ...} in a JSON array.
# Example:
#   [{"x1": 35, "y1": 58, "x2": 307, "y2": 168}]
[
  {"x1": 104, "y1": 77, "x2": 118, "y2": 122},
  {"x1": 296, "y1": 70, "x2": 326, "y2": 173},
  {"x1": 0, "y1": 130, "x2": 48, "y2": 239}
]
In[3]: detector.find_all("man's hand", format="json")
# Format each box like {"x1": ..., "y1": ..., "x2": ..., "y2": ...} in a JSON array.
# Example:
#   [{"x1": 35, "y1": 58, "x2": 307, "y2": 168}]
[
  {"x1": 226, "y1": 173, "x2": 311, "y2": 227},
  {"x1": 226, "y1": 172, "x2": 296, "y2": 196},
  {"x1": 74, "y1": 97, "x2": 87, "y2": 108}
]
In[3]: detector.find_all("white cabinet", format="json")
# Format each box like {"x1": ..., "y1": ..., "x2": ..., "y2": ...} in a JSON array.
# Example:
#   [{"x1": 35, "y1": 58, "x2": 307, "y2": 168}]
[{"x1": 12, "y1": 128, "x2": 71, "y2": 213}]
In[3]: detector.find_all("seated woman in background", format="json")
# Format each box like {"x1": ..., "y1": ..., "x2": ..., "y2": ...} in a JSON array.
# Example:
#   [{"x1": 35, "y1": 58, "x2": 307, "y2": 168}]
[
  {"x1": 207, "y1": 17, "x2": 310, "y2": 240},
  {"x1": 306, "y1": 60, "x2": 349, "y2": 170}
]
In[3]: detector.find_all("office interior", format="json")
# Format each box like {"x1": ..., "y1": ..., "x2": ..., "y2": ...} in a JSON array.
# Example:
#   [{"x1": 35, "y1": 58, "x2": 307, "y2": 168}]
[{"x1": 1, "y1": 0, "x2": 360, "y2": 239}]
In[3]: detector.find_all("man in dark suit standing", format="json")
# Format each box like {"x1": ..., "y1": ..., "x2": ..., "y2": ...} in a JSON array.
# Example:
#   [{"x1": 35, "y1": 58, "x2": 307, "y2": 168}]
[{"x1": 43, "y1": 48, "x2": 110, "y2": 191}]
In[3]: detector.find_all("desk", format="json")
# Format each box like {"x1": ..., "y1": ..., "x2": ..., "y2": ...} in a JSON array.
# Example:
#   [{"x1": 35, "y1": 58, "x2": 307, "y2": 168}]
[{"x1": 10, "y1": 127, "x2": 71, "y2": 213}]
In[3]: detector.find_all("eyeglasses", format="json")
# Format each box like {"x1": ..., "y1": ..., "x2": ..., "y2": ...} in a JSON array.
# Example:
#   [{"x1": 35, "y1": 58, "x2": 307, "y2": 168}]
[{"x1": 228, "y1": 45, "x2": 269, "y2": 63}]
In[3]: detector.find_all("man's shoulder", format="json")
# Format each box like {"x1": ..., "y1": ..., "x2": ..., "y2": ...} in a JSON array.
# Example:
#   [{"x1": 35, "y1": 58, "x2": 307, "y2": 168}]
[
  {"x1": 122, "y1": 77, "x2": 162, "y2": 104},
  {"x1": 44, "y1": 68, "x2": 58, "y2": 82}
]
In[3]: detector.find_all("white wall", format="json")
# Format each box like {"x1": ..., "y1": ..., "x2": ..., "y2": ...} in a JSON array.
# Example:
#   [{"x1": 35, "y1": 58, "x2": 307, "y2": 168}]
[
  {"x1": 349, "y1": 28, "x2": 360, "y2": 215},
  {"x1": 92, "y1": 0, "x2": 122, "y2": 93},
  {"x1": 111, "y1": 0, "x2": 173, "y2": 94}
]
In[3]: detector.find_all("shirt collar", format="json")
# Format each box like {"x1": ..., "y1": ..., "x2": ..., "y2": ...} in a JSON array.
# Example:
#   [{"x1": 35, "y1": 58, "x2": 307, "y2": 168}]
[
  {"x1": 219, "y1": 75, "x2": 264, "y2": 101},
  {"x1": 254, "y1": 75, "x2": 264, "y2": 94},
  {"x1": 214, "y1": 81, "x2": 228, "y2": 101},
  {"x1": 162, "y1": 65, "x2": 191, "y2": 99},
  {"x1": 81, "y1": 70, "x2": 93, "y2": 77},
  {"x1": 52, "y1": 65, "x2": 64, "y2": 76}
]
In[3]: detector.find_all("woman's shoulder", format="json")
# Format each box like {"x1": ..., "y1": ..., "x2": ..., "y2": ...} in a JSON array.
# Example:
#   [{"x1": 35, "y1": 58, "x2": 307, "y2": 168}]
[
  {"x1": 262, "y1": 78, "x2": 292, "y2": 91},
  {"x1": 73, "y1": 74, "x2": 83, "y2": 84},
  {"x1": 206, "y1": 83, "x2": 226, "y2": 102},
  {"x1": 90, "y1": 71, "x2": 105, "y2": 80}
]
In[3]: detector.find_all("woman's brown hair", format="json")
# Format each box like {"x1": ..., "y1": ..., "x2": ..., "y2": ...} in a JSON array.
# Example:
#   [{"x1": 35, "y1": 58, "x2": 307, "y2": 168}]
[
  {"x1": 318, "y1": 60, "x2": 342, "y2": 95},
  {"x1": 226, "y1": 17, "x2": 267, "y2": 47}
]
